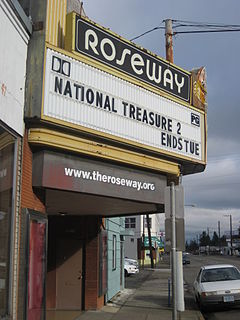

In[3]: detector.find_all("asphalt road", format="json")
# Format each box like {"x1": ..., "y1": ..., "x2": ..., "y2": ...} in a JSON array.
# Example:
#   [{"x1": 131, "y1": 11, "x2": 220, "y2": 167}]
[{"x1": 183, "y1": 254, "x2": 240, "y2": 320}]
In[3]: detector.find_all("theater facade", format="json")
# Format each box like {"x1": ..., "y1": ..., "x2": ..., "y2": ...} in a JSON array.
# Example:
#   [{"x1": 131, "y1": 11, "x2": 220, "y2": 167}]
[{"x1": 16, "y1": 1, "x2": 207, "y2": 319}]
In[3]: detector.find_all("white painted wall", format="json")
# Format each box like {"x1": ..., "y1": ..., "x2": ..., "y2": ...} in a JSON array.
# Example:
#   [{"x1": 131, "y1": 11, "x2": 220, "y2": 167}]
[
  {"x1": 0, "y1": 0, "x2": 29, "y2": 136},
  {"x1": 124, "y1": 213, "x2": 164, "y2": 259}
]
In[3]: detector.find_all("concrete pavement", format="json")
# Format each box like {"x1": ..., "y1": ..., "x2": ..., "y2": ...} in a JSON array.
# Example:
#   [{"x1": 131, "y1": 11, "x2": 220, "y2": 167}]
[{"x1": 76, "y1": 259, "x2": 204, "y2": 320}]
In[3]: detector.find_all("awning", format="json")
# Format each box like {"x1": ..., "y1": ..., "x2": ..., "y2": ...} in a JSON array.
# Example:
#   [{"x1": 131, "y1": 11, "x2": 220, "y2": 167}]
[{"x1": 32, "y1": 150, "x2": 167, "y2": 217}]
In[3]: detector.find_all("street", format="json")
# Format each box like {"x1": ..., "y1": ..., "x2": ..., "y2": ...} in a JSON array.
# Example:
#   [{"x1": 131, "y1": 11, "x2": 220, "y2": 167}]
[{"x1": 183, "y1": 254, "x2": 240, "y2": 320}]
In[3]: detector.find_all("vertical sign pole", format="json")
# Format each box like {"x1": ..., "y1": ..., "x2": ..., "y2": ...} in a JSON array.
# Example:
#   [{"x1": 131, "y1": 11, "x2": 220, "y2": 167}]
[
  {"x1": 170, "y1": 182, "x2": 177, "y2": 320},
  {"x1": 142, "y1": 214, "x2": 145, "y2": 268},
  {"x1": 176, "y1": 251, "x2": 185, "y2": 311},
  {"x1": 176, "y1": 181, "x2": 185, "y2": 312}
]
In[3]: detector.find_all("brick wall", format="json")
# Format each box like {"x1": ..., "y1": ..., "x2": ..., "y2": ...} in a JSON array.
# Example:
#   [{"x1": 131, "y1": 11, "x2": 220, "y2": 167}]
[
  {"x1": 20, "y1": 131, "x2": 45, "y2": 212},
  {"x1": 17, "y1": 132, "x2": 46, "y2": 318}
]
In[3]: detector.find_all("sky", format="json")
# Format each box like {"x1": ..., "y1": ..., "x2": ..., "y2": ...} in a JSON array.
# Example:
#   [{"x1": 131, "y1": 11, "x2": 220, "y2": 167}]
[{"x1": 83, "y1": 0, "x2": 240, "y2": 239}]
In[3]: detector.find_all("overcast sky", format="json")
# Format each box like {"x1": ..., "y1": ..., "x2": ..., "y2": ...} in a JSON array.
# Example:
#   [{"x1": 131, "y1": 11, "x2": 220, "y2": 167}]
[{"x1": 83, "y1": 0, "x2": 240, "y2": 239}]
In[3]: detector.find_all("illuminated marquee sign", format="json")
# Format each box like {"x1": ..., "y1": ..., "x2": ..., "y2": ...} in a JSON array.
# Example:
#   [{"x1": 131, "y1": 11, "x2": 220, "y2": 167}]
[
  {"x1": 70, "y1": 16, "x2": 191, "y2": 103},
  {"x1": 43, "y1": 48, "x2": 205, "y2": 162}
]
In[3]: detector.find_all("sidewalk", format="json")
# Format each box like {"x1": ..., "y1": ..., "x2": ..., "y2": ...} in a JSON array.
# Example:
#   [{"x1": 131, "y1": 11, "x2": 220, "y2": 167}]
[{"x1": 77, "y1": 259, "x2": 204, "y2": 320}]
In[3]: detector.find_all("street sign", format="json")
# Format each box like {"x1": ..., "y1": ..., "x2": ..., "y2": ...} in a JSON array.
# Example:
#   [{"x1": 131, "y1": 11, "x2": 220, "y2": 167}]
[
  {"x1": 165, "y1": 185, "x2": 184, "y2": 219},
  {"x1": 165, "y1": 218, "x2": 185, "y2": 252},
  {"x1": 144, "y1": 236, "x2": 164, "y2": 248}
]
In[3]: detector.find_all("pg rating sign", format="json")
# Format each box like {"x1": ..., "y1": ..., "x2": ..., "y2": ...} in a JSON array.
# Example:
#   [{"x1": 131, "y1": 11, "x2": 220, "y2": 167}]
[{"x1": 43, "y1": 47, "x2": 206, "y2": 163}]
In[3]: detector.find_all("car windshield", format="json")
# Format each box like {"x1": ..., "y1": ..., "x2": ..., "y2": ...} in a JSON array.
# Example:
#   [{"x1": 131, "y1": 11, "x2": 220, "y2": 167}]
[
  {"x1": 125, "y1": 259, "x2": 138, "y2": 265},
  {"x1": 201, "y1": 267, "x2": 240, "y2": 282}
]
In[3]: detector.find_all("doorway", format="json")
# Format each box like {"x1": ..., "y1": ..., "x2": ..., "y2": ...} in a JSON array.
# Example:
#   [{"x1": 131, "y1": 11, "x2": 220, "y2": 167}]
[
  {"x1": 56, "y1": 238, "x2": 83, "y2": 309},
  {"x1": 46, "y1": 216, "x2": 85, "y2": 319}
]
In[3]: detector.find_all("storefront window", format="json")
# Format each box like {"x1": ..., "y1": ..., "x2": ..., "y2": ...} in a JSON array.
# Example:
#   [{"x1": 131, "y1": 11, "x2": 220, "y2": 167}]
[{"x1": 0, "y1": 127, "x2": 15, "y2": 316}]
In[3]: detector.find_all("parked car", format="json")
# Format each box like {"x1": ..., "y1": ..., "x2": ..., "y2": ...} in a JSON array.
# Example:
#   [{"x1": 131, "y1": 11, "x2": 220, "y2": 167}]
[
  {"x1": 124, "y1": 258, "x2": 139, "y2": 277},
  {"x1": 193, "y1": 264, "x2": 240, "y2": 309},
  {"x1": 182, "y1": 252, "x2": 190, "y2": 265},
  {"x1": 125, "y1": 257, "x2": 139, "y2": 267}
]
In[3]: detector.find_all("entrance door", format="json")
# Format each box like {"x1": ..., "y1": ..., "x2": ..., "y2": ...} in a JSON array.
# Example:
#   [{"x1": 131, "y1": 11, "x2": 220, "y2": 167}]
[{"x1": 56, "y1": 238, "x2": 83, "y2": 310}]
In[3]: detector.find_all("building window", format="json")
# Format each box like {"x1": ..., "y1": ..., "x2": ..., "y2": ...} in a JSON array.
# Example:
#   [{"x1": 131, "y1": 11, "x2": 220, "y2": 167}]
[
  {"x1": 125, "y1": 217, "x2": 136, "y2": 229},
  {"x1": 112, "y1": 235, "x2": 116, "y2": 270},
  {"x1": 144, "y1": 217, "x2": 152, "y2": 229},
  {"x1": 131, "y1": 238, "x2": 134, "y2": 243},
  {"x1": 0, "y1": 127, "x2": 16, "y2": 316}
]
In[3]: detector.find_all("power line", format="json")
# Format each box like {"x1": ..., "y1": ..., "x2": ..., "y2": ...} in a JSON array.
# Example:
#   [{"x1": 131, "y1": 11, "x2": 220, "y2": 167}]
[
  {"x1": 172, "y1": 20, "x2": 240, "y2": 28},
  {"x1": 130, "y1": 25, "x2": 165, "y2": 41},
  {"x1": 174, "y1": 29, "x2": 240, "y2": 35},
  {"x1": 130, "y1": 19, "x2": 240, "y2": 41}
]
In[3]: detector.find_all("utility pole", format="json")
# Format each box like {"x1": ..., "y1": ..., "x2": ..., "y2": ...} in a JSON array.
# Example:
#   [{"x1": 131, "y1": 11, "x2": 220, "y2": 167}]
[
  {"x1": 165, "y1": 20, "x2": 176, "y2": 318},
  {"x1": 224, "y1": 214, "x2": 233, "y2": 255},
  {"x1": 165, "y1": 19, "x2": 174, "y2": 63},
  {"x1": 218, "y1": 221, "x2": 221, "y2": 252},
  {"x1": 198, "y1": 234, "x2": 200, "y2": 255},
  {"x1": 165, "y1": 21, "x2": 184, "y2": 317},
  {"x1": 230, "y1": 214, "x2": 233, "y2": 256},
  {"x1": 146, "y1": 214, "x2": 154, "y2": 268}
]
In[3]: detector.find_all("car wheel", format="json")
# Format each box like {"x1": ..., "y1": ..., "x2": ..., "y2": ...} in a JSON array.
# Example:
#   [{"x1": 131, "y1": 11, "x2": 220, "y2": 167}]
[
  {"x1": 198, "y1": 297, "x2": 206, "y2": 312},
  {"x1": 194, "y1": 294, "x2": 199, "y2": 304},
  {"x1": 195, "y1": 294, "x2": 202, "y2": 307},
  {"x1": 124, "y1": 269, "x2": 128, "y2": 277}
]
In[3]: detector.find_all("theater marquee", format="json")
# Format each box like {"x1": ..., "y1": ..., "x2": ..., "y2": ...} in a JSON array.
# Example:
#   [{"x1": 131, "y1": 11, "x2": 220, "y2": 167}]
[
  {"x1": 42, "y1": 47, "x2": 206, "y2": 162},
  {"x1": 66, "y1": 14, "x2": 190, "y2": 103}
]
